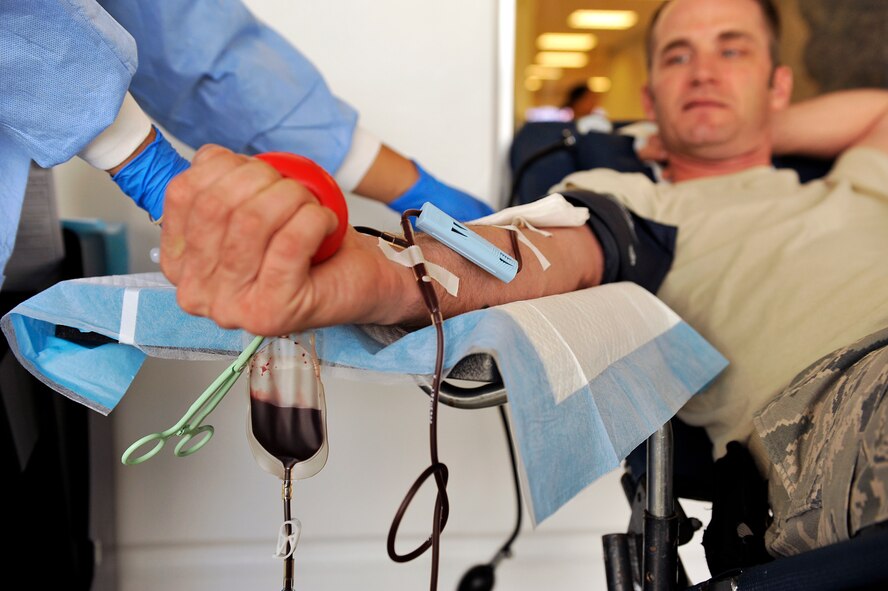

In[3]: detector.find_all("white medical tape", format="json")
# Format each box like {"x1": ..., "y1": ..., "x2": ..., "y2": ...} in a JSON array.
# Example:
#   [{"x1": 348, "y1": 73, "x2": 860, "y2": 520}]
[
  {"x1": 119, "y1": 287, "x2": 140, "y2": 345},
  {"x1": 376, "y1": 238, "x2": 460, "y2": 297},
  {"x1": 492, "y1": 219, "x2": 552, "y2": 271}
]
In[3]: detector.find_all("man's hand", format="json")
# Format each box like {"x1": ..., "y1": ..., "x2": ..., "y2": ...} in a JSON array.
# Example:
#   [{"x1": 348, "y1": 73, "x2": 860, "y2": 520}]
[
  {"x1": 635, "y1": 132, "x2": 668, "y2": 165},
  {"x1": 633, "y1": 131, "x2": 677, "y2": 182},
  {"x1": 160, "y1": 145, "x2": 414, "y2": 335}
]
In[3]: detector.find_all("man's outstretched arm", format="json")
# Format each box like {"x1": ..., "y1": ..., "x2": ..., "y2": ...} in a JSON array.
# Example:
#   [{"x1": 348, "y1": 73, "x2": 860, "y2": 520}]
[{"x1": 160, "y1": 145, "x2": 603, "y2": 336}]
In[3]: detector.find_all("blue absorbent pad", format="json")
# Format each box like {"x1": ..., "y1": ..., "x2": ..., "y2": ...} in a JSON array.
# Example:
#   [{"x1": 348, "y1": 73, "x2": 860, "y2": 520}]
[{"x1": 1, "y1": 273, "x2": 727, "y2": 525}]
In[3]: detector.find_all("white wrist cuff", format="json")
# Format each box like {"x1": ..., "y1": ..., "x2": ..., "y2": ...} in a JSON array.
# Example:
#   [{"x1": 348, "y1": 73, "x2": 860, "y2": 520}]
[
  {"x1": 334, "y1": 126, "x2": 382, "y2": 193},
  {"x1": 78, "y1": 92, "x2": 153, "y2": 171}
]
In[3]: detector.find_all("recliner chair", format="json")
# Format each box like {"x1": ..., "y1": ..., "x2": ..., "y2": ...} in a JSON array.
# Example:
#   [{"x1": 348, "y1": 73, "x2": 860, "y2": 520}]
[{"x1": 502, "y1": 120, "x2": 888, "y2": 591}]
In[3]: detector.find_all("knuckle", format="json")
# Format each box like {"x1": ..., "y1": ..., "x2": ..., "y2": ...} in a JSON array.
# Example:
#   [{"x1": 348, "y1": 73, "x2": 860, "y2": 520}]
[
  {"x1": 278, "y1": 178, "x2": 316, "y2": 202},
  {"x1": 175, "y1": 283, "x2": 203, "y2": 316},
  {"x1": 164, "y1": 174, "x2": 192, "y2": 209},
  {"x1": 271, "y1": 226, "x2": 305, "y2": 257},
  {"x1": 266, "y1": 203, "x2": 332, "y2": 259},
  {"x1": 228, "y1": 206, "x2": 267, "y2": 238},
  {"x1": 208, "y1": 300, "x2": 238, "y2": 330},
  {"x1": 183, "y1": 230, "x2": 203, "y2": 254},
  {"x1": 159, "y1": 259, "x2": 179, "y2": 283},
  {"x1": 193, "y1": 144, "x2": 227, "y2": 164},
  {"x1": 248, "y1": 158, "x2": 283, "y2": 183},
  {"x1": 246, "y1": 315, "x2": 285, "y2": 338},
  {"x1": 191, "y1": 190, "x2": 228, "y2": 222}
]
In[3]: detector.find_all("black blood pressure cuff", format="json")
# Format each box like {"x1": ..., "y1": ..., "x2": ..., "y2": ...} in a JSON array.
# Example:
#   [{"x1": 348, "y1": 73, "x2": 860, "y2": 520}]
[{"x1": 558, "y1": 189, "x2": 677, "y2": 294}]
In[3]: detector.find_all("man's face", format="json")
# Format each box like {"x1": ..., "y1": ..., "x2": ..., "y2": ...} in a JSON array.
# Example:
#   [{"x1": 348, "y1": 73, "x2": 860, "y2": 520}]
[{"x1": 643, "y1": 0, "x2": 791, "y2": 161}]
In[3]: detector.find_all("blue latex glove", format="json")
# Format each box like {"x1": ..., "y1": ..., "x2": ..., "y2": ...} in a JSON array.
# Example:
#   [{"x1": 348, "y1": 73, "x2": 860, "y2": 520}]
[
  {"x1": 387, "y1": 161, "x2": 495, "y2": 222},
  {"x1": 112, "y1": 127, "x2": 191, "y2": 222}
]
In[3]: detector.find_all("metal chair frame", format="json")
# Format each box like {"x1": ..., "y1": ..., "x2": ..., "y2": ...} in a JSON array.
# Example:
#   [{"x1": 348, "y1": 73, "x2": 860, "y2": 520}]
[{"x1": 436, "y1": 354, "x2": 888, "y2": 591}]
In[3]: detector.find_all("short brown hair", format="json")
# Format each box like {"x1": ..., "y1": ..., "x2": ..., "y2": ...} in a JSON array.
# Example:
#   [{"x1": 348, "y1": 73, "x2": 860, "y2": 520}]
[{"x1": 645, "y1": 0, "x2": 781, "y2": 70}]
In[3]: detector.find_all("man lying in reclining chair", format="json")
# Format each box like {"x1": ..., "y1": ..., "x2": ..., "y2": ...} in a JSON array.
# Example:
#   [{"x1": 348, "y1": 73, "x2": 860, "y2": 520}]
[{"x1": 158, "y1": 0, "x2": 888, "y2": 566}]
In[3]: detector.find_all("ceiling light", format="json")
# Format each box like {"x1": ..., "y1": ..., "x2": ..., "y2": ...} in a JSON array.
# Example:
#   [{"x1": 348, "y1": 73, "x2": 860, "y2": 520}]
[
  {"x1": 525, "y1": 76, "x2": 543, "y2": 92},
  {"x1": 525, "y1": 65, "x2": 563, "y2": 80},
  {"x1": 587, "y1": 76, "x2": 612, "y2": 93},
  {"x1": 568, "y1": 10, "x2": 638, "y2": 30},
  {"x1": 535, "y1": 51, "x2": 589, "y2": 69},
  {"x1": 536, "y1": 32, "x2": 597, "y2": 51}
]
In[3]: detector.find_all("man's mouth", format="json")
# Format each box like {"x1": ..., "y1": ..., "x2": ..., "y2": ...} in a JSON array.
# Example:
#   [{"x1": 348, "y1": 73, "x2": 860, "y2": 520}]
[{"x1": 683, "y1": 99, "x2": 726, "y2": 111}]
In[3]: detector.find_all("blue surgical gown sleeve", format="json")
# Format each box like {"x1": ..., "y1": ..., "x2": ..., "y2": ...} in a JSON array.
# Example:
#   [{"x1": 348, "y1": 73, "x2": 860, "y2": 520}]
[
  {"x1": 0, "y1": 0, "x2": 137, "y2": 166},
  {"x1": 0, "y1": 0, "x2": 137, "y2": 286},
  {"x1": 99, "y1": 0, "x2": 359, "y2": 176}
]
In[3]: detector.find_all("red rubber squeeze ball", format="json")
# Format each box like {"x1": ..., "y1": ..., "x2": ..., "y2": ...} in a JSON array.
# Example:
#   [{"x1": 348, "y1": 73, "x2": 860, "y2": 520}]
[{"x1": 255, "y1": 152, "x2": 348, "y2": 265}]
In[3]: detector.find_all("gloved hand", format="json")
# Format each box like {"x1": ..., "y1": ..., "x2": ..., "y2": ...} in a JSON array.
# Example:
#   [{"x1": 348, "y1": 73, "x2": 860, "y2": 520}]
[
  {"x1": 112, "y1": 127, "x2": 190, "y2": 222},
  {"x1": 387, "y1": 161, "x2": 495, "y2": 222}
]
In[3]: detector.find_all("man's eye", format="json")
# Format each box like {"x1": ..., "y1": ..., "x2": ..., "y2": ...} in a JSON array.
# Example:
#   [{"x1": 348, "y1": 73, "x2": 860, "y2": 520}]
[
  {"x1": 663, "y1": 52, "x2": 690, "y2": 66},
  {"x1": 722, "y1": 47, "x2": 746, "y2": 58}
]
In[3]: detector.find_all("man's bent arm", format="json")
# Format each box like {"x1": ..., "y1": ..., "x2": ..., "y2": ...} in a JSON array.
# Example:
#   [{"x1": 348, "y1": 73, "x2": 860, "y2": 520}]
[
  {"x1": 773, "y1": 89, "x2": 888, "y2": 158},
  {"x1": 160, "y1": 145, "x2": 604, "y2": 336}
]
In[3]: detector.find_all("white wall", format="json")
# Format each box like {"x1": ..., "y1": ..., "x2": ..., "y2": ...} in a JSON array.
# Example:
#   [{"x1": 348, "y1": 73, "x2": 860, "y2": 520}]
[{"x1": 52, "y1": 1, "x2": 710, "y2": 589}]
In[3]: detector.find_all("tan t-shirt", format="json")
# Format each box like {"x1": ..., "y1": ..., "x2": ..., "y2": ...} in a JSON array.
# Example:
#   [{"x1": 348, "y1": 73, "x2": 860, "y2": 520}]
[{"x1": 551, "y1": 147, "x2": 888, "y2": 458}]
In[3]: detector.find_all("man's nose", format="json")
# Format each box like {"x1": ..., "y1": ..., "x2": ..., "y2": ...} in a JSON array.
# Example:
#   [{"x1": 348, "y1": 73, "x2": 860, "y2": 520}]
[{"x1": 690, "y1": 52, "x2": 719, "y2": 85}]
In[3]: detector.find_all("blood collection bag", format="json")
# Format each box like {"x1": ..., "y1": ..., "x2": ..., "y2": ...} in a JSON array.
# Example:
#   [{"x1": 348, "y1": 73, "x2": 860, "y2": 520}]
[{"x1": 247, "y1": 333, "x2": 328, "y2": 481}]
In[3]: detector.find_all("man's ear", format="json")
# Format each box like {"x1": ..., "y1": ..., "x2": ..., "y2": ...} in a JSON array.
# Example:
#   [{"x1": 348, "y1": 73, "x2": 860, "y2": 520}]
[
  {"x1": 641, "y1": 84, "x2": 656, "y2": 120},
  {"x1": 769, "y1": 65, "x2": 793, "y2": 111}
]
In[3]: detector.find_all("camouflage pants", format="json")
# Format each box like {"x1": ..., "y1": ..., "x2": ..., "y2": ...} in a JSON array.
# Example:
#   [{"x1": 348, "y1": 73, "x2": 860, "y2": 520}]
[{"x1": 753, "y1": 327, "x2": 888, "y2": 557}]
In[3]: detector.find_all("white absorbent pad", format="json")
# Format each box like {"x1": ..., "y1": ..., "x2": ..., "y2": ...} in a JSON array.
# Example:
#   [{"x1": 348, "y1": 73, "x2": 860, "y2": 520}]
[{"x1": 0, "y1": 273, "x2": 727, "y2": 525}]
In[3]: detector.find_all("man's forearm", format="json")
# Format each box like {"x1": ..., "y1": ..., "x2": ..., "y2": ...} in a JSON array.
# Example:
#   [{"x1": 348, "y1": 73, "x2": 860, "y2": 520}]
[
  {"x1": 392, "y1": 224, "x2": 604, "y2": 325},
  {"x1": 773, "y1": 89, "x2": 888, "y2": 158}
]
